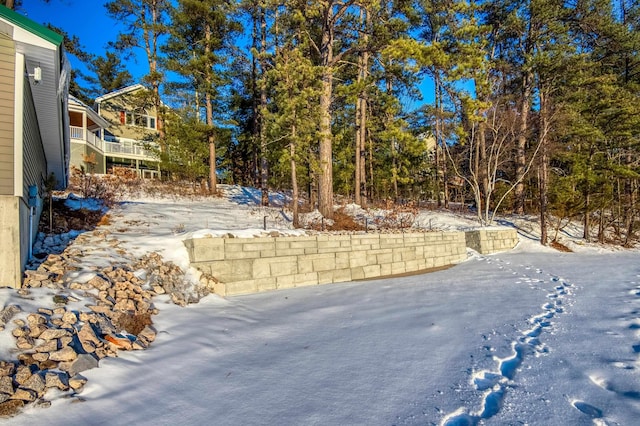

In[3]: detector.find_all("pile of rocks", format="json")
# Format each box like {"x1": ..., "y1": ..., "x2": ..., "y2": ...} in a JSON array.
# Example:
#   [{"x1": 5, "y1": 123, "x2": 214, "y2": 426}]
[{"x1": 0, "y1": 242, "x2": 208, "y2": 417}]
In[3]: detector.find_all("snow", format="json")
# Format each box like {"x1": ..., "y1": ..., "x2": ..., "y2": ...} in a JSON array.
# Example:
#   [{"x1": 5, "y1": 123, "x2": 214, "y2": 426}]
[{"x1": 2, "y1": 184, "x2": 640, "y2": 425}]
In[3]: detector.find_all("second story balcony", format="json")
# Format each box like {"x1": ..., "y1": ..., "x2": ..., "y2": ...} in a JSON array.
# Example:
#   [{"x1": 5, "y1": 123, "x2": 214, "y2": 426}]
[
  {"x1": 103, "y1": 135, "x2": 158, "y2": 161},
  {"x1": 70, "y1": 125, "x2": 158, "y2": 163},
  {"x1": 70, "y1": 126, "x2": 105, "y2": 151}
]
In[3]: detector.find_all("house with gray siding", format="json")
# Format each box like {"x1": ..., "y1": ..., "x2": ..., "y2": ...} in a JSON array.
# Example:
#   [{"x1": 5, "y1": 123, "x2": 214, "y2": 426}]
[{"x1": 0, "y1": 5, "x2": 70, "y2": 288}]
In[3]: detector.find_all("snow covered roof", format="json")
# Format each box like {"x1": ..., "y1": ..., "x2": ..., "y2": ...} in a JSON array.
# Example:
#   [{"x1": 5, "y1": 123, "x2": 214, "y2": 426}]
[{"x1": 94, "y1": 84, "x2": 146, "y2": 103}]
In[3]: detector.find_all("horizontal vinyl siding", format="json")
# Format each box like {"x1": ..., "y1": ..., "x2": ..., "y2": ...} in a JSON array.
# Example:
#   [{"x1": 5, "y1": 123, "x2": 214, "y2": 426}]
[
  {"x1": 0, "y1": 34, "x2": 15, "y2": 196},
  {"x1": 22, "y1": 80, "x2": 46, "y2": 199}
]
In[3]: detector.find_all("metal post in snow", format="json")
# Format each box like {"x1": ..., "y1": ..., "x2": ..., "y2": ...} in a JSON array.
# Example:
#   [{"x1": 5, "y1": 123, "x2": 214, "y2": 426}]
[{"x1": 264, "y1": 216, "x2": 267, "y2": 230}]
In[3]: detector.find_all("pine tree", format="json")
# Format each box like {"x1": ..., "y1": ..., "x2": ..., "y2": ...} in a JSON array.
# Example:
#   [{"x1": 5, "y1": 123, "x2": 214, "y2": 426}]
[
  {"x1": 163, "y1": 0, "x2": 240, "y2": 193},
  {"x1": 105, "y1": 0, "x2": 171, "y2": 144},
  {"x1": 87, "y1": 51, "x2": 134, "y2": 96}
]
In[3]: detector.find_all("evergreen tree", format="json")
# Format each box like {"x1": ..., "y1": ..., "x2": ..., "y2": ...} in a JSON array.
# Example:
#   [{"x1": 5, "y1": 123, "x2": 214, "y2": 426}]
[
  {"x1": 87, "y1": 51, "x2": 134, "y2": 96},
  {"x1": 163, "y1": 0, "x2": 240, "y2": 193},
  {"x1": 105, "y1": 0, "x2": 171, "y2": 144}
]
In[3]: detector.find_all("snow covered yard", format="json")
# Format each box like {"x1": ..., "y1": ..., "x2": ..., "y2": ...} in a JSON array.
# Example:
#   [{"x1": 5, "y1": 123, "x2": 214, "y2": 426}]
[{"x1": 2, "y1": 186, "x2": 639, "y2": 425}]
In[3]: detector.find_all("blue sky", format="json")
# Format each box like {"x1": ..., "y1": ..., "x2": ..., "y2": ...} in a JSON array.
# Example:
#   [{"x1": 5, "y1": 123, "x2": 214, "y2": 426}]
[{"x1": 20, "y1": 0, "x2": 149, "y2": 81}]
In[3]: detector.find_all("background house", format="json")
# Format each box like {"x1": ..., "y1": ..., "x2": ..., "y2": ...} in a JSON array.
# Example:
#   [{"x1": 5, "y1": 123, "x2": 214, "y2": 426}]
[
  {"x1": 94, "y1": 84, "x2": 160, "y2": 178},
  {"x1": 0, "y1": 5, "x2": 70, "y2": 288},
  {"x1": 69, "y1": 94, "x2": 109, "y2": 174}
]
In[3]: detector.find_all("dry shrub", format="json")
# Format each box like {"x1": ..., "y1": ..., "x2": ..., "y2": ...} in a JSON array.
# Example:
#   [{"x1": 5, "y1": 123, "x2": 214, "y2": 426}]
[
  {"x1": 41, "y1": 198, "x2": 107, "y2": 234},
  {"x1": 113, "y1": 312, "x2": 153, "y2": 335},
  {"x1": 550, "y1": 240, "x2": 572, "y2": 252},
  {"x1": 69, "y1": 166, "x2": 117, "y2": 207},
  {"x1": 374, "y1": 202, "x2": 418, "y2": 230},
  {"x1": 328, "y1": 209, "x2": 365, "y2": 231}
]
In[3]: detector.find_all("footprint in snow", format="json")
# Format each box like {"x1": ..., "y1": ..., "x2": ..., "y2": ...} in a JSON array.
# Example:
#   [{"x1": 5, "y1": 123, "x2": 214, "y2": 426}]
[
  {"x1": 572, "y1": 400, "x2": 603, "y2": 419},
  {"x1": 441, "y1": 266, "x2": 573, "y2": 424}
]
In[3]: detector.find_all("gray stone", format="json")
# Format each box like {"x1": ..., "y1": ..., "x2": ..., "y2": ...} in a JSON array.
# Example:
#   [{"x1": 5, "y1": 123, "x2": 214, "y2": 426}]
[
  {"x1": 60, "y1": 336, "x2": 73, "y2": 347},
  {"x1": 11, "y1": 327, "x2": 28, "y2": 338},
  {"x1": 53, "y1": 294, "x2": 69, "y2": 304},
  {"x1": 10, "y1": 389, "x2": 36, "y2": 402},
  {"x1": 28, "y1": 324, "x2": 47, "y2": 338},
  {"x1": 15, "y1": 366, "x2": 36, "y2": 384},
  {"x1": 68, "y1": 375, "x2": 87, "y2": 390},
  {"x1": 38, "y1": 328, "x2": 71, "y2": 341},
  {"x1": 37, "y1": 308, "x2": 54, "y2": 316},
  {"x1": 62, "y1": 311, "x2": 78, "y2": 325},
  {"x1": 59, "y1": 354, "x2": 98, "y2": 377},
  {"x1": 94, "y1": 315, "x2": 116, "y2": 335},
  {"x1": 0, "y1": 362, "x2": 15, "y2": 377},
  {"x1": 0, "y1": 376, "x2": 13, "y2": 395},
  {"x1": 87, "y1": 275, "x2": 111, "y2": 291},
  {"x1": 138, "y1": 325, "x2": 157, "y2": 343},
  {"x1": 15, "y1": 337, "x2": 34, "y2": 350},
  {"x1": 45, "y1": 372, "x2": 69, "y2": 390},
  {"x1": 26, "y1": 313, "x2": 46, "y2": 327},
  {"x1": 34, "y1": 339, "x2": 58, "y2": 353},
  {"x1": 132, "y1": 340, "x2": 147, "y2": 350},
  {"x1": 88, "y1": 305, "x2": 112, "y2": 315},
  {"x1": 32, "y1": 353, "x2": 49, "y2": 363},
  {"x1": 49, "y1": 346, "x2": 77, "y2": 362},
  {"x1": 21, "y1": 374, "x2": 45, "y2": 394},
  {"x1": 78, "y1": 323, "x2": 101, "y2": 353}
]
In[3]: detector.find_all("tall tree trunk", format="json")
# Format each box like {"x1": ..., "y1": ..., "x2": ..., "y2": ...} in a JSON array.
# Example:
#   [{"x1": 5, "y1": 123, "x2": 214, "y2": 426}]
[
  {"x1": 538, "y1": 88, "x2": 549, "y2": 245},
  {"x1": 318, "y1": 7, "x2": 335, "y2": 219},
  {"x1": 309, "y1": 145, "x2": 318, "y2": 209},
  {"x1": 319, "y1": 69, "x2": 334, "y2": 218},
  {"x1": 514, "y1": 71, "x2": 533, "y2": 214},
  {"x1": 259, "y1": 3, "x2": 269, "y2": 206},
  {"x1": 291, "y1": 123, "x2": 299, "y2": 228},
  {"x1": 476, "y1": 120, "x2": 489, "y2": 223},
  {"x1": 434, "y1": 74, "x2": 442, "y2": 208},
  {"x1": 583, "y1": 147, "x2": 593, "y2": 241},
  {"x1": 369, "y1": 136, "x2": 374, "y2": 202},
  {"x1": 434, "y1": 73, "x2": 448, "y2": 208},
  {"x1": 584, "y1": 193, "x2": 591, "y2": 241},
  {"x1": 624, "y1": 178, "x2": 636, "y2": 246},
  {"x1": 598, "y1": 208, "x2": 605, "y2": 243},
  {"x1": 206, "y1": 90, "x2": 216, "y2": 192},
  {"x1": 355, "y1": 87, "x2": 362, "y2": 205},
  {"x1": 354, "y1": 7, "x2": 369, "y2": 207},
  {"x1": 143, "y1": 3, "x2": 164, "y2": 145},
  {"x1": 386, "y1": 78, "x2": 398, "y2": 201},
  {"x1": 205, "y1": 22, "x2": 217, "y2": 193},
  {"x1": 251, "y1": 7, "x2": 260, "y2": 187}
]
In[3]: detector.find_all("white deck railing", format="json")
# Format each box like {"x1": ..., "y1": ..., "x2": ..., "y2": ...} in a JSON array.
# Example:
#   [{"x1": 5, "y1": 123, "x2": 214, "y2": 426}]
[
  {"x1": 70, "y1": 126, "x2": 157, "y2": 161},
  {"x1": 70, "y1": 126, "x2": 105, "y2": 151}
]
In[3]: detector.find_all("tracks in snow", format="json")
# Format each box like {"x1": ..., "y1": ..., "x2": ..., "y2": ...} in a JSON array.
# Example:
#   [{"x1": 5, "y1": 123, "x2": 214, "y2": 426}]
[{"x1": 441, "y1": 256, "x2": 574, "y2": 426}]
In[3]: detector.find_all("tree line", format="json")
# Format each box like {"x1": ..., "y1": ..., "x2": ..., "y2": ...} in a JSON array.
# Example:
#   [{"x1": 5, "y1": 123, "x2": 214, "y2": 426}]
[{"x1": 7, "y1": 0, "x2": 640, "y2": 245}]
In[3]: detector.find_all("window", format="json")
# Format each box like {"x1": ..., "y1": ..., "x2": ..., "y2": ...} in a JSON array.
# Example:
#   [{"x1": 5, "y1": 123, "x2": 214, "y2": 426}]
[{"x1": 123, "y1": 111, "x2": 157, "y2": 129}]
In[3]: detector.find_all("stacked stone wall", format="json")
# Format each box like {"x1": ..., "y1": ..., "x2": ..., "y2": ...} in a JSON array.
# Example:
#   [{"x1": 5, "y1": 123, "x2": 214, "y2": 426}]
[
  {"x1": 185, "y1": 232, "x2": 467, "y2": 296},
  {"x1": 186, "y1": 229, "x2": 519, "y2": 297},
  {"x1": 464, "y1": 229, "x2": 519, "y2": 254}
]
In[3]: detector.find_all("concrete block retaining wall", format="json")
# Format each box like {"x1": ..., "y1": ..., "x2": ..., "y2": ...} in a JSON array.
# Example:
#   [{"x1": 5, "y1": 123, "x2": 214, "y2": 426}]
[
  {"x1": 465, "y1": 228, "x2": 519, "y2": 254},
  {"x1": 185, "y1": 232, "x2": 467, "y2": 296},
  {"x1": 185, "y1": 228, "x2": 518, "y2": 297}
]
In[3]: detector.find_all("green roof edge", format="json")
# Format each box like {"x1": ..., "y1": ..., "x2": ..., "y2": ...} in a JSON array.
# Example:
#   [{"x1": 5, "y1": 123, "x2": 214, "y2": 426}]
[{"x1": 0, "y1": 5, "x2": 63, "y2": 46}]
